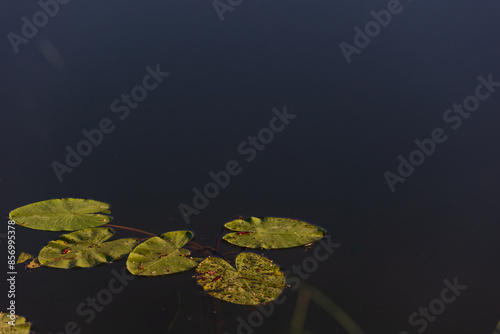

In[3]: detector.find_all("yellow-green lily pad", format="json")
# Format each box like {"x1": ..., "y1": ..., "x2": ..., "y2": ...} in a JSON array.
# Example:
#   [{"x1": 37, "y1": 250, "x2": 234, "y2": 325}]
[
  {"x1": 0, "y1": 312, "x2": 31, "y2": 333},
  {"x1": 127, "y1": 231, "x2": 198, "y2": 276},
  {"x1": 17, "y1": 252, "x2": 33, "y2": 264},
  {"x1": 9, "y1": 198, "x2": 112, "y2": 231},
  {"x1": 38, "y1": 227, "x2": 138, "y2": 268},
  {"x1": 196, "y1": 252, "x2": 285, "y2": 305},
  {"x1": 223, "y1": 217, "x2": 326, "y2": 249}
]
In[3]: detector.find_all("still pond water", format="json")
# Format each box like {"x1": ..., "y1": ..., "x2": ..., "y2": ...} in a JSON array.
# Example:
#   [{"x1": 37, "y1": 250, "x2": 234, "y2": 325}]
[{"x1": 1, "y1": 1, "x2": 500, "y2": 333}]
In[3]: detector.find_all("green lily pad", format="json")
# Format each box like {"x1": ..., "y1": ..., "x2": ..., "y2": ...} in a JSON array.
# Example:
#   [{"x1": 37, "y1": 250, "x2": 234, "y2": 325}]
[
  {"x1": 223, "y1": 217, "x2": 326, "y2": 249},
  {"x1": 196, "y1": 252, "x2": 285, "y2": 305},
  {"x1": 38, "y1": 227, "x2": 138, "y2": 268},
  {"x1": 127, "y1": 231, "x2": 198, "y2": 276},
  {"x1": 0, "y1": 312, "x2": 31, "y2": 333},
  {"x1": 9, "y1": 198, "x2": 112, "y2": 231}
]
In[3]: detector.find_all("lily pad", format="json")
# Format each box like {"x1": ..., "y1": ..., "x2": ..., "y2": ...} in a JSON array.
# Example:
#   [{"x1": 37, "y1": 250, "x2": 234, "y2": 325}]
[
  {"x1": 127, "y1": 231, "x2": 198, "y2": 276},
  {"x1": 38, "y1": 227, "x2": 138, "y2": 268},
  {"x1": 17, "y1": 252, "x2": 33, "y2": 264},
  {"x1": 26, "y1": 259, "x2": 41, "y2": 269},
  {"x1": 493, "y1": 320, "x2": 500, "y2": 334},
  {"x1": 196, "y1": 252, "x2": 285, "y2": 305},
  {"x1": 223, "y1": 217, "x2": 326, "y2": 249},
  {"x1": 9, "y1": 198, "x2": 112, "y2": 231},
  {"x1": 0, "y1": 312, "x2": 31, "y2": 334}
]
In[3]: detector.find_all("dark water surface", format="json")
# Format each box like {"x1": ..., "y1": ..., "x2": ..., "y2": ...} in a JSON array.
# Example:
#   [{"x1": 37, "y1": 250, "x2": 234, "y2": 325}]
[{"x1": 1, "y1": 1, "x2": 500, "y2": 333}]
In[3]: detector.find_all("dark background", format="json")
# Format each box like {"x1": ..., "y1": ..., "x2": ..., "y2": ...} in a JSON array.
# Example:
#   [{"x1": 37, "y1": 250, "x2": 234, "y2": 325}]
[{"x1": 1, "y1": 0, "x2": 499, "y2": 333}]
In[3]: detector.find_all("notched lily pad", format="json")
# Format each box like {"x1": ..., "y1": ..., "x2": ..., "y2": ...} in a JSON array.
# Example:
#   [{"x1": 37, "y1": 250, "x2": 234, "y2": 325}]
[
  {"x1": 38, "y1": 227, "x2": 138, "y2": 268},
  {"x1": 0, "y1": 312, "x2": 31, "y2": 333},
  {"x1": 223, "y1": 217, "x2": 326, "y2": 249},
  {"x1": 127, "y1": 230, "x2": 198, "y2": 276},
  {"x1": 196, "y1": 252, "x2": 285, "y2": 305},
  {"x1": 9, "y1": 198, "x2": 112, "y2": 231}
]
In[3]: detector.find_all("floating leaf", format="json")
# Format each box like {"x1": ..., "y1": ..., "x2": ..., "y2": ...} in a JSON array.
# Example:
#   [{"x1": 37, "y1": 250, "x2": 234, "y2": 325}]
[
  {"x1": 127, "y1": 231, "x2": 198, "y2": 276},
  {"x1": 493, "y1": 320, "x2": 500, "y2": 334},
  {"x1": 9, "y1": 198, "x2": 112, "y2": 231},
  {"x1": 17, "y1": 252, "x2": 33, "y2": 264},
  {"x1": 223, "y1": 217, "x2": 326, "y2": 249},
  {"x1": 38, "y1": 227, "x2": 138, "y2": 268},
  {"x1": 196, "y1": 252, "x2": 285, "y2": 305},
  {"x1": 27, "y1": 259, "x2": 41, "y2": 269},
  {"x1": 0, "y1": 312, "x2": 31, "y2": 334}
]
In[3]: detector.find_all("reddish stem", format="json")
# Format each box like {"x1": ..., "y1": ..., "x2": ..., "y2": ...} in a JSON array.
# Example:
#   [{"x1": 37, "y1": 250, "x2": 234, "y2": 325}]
[{"x1": 104, "y1": 224, "x2": 156, "y2": 236}]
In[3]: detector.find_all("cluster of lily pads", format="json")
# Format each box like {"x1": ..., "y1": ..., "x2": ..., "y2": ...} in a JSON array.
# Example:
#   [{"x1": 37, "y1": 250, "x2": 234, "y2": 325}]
[{"x1": 8, "y1": 198, "x2": 326, "y2": 309}]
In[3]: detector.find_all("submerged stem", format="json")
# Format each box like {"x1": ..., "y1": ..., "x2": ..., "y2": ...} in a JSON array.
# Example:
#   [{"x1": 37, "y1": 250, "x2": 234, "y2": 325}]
[
  {"x1": 105, "y1": 224, "x2": 227, "y2": 258},
  {"x1": 187, "y1": 241, "x2": 223, "y2": 258},
  {"x1": 105, "y1": 224, "x2": 156, "y2": 236}
]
